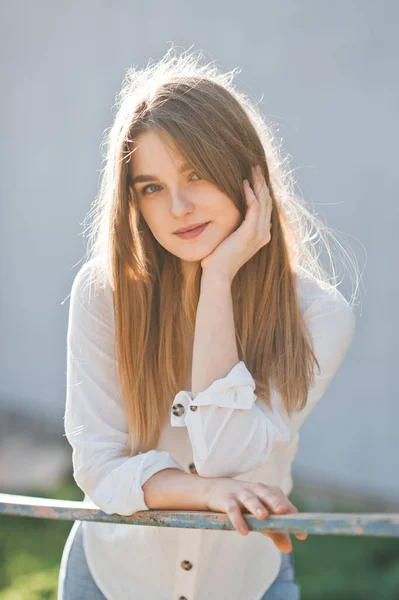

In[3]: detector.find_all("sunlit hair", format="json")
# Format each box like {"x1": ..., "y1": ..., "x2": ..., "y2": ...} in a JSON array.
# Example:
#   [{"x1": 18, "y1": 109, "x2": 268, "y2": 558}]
[{"x1": 82, "y1": 45, "x2": 360, "y2": 456}]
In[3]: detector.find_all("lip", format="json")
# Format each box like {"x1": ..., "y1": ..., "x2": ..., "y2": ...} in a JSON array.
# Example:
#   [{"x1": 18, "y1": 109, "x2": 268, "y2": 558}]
[
  {"x1": 174, "y1": 221, "x2": 210, "y2": 234},
  {"x1": 174, "y1": 222, "x2": 210, "y2": 239}
]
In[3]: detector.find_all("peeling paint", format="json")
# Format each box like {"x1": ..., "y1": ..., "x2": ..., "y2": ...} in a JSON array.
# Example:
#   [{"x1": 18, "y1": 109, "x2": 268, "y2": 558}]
[{"x1": 0, "y1": 493, "x2": 398, "y2": 537}]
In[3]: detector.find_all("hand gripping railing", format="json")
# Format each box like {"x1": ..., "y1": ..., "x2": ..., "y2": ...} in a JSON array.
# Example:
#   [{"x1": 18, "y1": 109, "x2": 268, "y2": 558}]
[{"x1": 1, "y1": 493, "x2": 398, "y2": 537}]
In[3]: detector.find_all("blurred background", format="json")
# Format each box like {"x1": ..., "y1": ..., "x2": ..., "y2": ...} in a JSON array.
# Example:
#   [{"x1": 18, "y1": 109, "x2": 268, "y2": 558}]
[{"x1": 1, "y1": 1, "x2": 398, "y2": 598}]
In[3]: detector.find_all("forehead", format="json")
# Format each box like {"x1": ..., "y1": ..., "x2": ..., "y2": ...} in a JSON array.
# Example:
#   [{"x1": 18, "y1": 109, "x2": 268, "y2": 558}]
[{"x1": 130, "y1": 130, "x2": 185, "y2": 174}]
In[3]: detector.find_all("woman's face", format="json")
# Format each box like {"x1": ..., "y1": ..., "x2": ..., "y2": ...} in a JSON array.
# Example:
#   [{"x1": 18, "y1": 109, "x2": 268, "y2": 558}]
[{"x1": 129, "y1": 130, "x2": 241, "y2": 275}]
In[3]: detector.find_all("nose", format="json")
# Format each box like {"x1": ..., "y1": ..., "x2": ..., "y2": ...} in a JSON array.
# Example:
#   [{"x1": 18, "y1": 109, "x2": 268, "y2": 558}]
[{"x1": 170, "y1": 189, "x2": 195, "y2": 218}]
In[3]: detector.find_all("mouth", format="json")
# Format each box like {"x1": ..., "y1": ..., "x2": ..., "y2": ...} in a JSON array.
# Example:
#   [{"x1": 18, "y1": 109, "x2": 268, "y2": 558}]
[{"x1": 174, "y1": 222, "x2": 210, "y2": 239}]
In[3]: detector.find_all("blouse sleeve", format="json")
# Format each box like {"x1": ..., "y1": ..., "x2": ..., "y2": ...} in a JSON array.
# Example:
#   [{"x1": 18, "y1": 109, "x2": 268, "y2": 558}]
[
  {"x1": 170, "y1": 285, "x2": 356, "y2": 478},
  {"x1": 64, "y1": 262, "x2": 186, "y2": 516}
]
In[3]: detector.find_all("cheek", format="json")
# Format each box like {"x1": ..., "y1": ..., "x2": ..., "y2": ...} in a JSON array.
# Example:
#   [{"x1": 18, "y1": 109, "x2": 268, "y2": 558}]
[
  {"x1": 221, "y1": 201, "x2": 242, "y2": 232},
  {"x1": 145, "y1": 218, "x2": 164, "y2": 240},
  {"x1": 138, "y1": 203, "x2": 160, "y2": 232}
]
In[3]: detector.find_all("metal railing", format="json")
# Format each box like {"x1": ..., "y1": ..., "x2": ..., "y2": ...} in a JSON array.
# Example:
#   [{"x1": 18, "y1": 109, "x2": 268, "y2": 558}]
[{"x1": 1, "y1": 492, "x2": 398, "y2": 537}]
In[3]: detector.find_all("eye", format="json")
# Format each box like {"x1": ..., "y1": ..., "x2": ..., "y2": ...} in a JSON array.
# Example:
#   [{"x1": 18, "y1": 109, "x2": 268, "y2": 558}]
[
  {"x1": 140, "y1": 172, "x2": 201, "y2": 196},
  {"x1": 140, "y1": 183, "x2": 161, "y2": 196}
]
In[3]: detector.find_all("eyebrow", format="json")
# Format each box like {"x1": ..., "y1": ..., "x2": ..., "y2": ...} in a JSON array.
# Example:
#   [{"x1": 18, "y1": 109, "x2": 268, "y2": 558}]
[{"x1": 130, "y1": 162, "x2": 193, "y2": 186}]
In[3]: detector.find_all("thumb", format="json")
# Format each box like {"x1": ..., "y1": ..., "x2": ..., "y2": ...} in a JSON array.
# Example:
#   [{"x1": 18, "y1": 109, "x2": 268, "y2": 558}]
[{"x1": 260, "y1": 531, "x2": 293, "y2": 553}]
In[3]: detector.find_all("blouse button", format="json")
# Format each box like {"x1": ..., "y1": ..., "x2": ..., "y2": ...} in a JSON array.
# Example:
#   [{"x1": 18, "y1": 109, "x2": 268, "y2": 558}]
[
  {"x1": 180, "y1": 560, "x2": 193, "y2": 570},
  {"x1": 188, "y1": 462, "x2": 197, "y2": 474},
  {"x1": 189, "y1": 405, "x2": 198, "y2": 411},
  {"x1": 172, "y1": 403, "x2": 185, "y2": 417}
]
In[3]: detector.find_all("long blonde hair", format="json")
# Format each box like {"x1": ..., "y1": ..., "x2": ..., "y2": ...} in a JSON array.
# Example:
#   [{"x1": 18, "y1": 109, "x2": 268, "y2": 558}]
[{"x1": 82, "y1": 46, "x2": 359, "y2": 456}]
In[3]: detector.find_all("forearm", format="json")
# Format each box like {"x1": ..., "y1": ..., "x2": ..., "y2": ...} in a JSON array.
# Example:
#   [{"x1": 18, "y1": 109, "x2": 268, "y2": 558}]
[
  {"x1": 142, "y1": 468, "x2": 211, "y2": 510},
  {"x1": 191, "y1": 271, "x2": 239, "y2": 398}
]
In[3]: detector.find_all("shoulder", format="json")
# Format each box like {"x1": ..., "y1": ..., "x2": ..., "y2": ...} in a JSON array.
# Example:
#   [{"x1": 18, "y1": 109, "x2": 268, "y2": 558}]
[
  {"x1": 69, "y1": 258, "x2": 114, "y2": 324},
  {"x1": 295, "y1": 270, "x2": 356, "y2": 342}
]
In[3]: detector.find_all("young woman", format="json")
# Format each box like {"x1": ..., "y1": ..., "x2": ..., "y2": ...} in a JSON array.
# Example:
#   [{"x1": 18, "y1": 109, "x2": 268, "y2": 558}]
[{"x1": 58, "y1": 47, "x2": 357, "y2": 600}]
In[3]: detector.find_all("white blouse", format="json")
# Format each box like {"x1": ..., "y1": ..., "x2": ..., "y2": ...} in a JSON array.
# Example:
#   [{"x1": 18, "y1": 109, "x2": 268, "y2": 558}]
[{"x1": 64, "y1": 260, "x2": 355, "y2": 600}]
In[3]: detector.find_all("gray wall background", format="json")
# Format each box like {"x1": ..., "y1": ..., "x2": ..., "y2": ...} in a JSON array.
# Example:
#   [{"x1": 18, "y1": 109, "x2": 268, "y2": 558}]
[{"x1": 1, "y1": 1, "x2": 397, "y2": 505}]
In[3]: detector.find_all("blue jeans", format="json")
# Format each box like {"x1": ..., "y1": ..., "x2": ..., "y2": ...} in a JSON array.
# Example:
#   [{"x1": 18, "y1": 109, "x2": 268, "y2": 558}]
[
  {"x1": 58, "y1": 521, "x2": 301, "y2": 599},
  {"x1": 260, "y1": 545, "x2": 301, "y2": 599}
]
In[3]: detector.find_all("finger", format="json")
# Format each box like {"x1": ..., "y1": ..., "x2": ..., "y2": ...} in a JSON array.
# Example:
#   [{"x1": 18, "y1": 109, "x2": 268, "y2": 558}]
[
  {"x1": 255, "y1": 164, "x2": 270, "y2": 197},
  {"x1": 274, "y1": 490, "x2": 298, "y2": 514},
  {"x1": 242, "y1": 181, "x2": 261, "y2": 232},
  {"x1": 258, "y1": 487, "x2": 297, "y2": 514},
  {"x1": 251, "y1": 166, "x2": 266, "y2": 220},
  {"x1": 252, "y1": 165, "x2": 272, "y2": 238},
  {"x1": 267, "y1": 507, "x2": 307, "y2": 541},
  {"x1": 243, "y1": 180, "x2": 258, "y2": 208},
  {"x1": 261, "y1": 531, "x2": 293, "y2": 553},
  {"x1": 276, "y1": 502, "x2": 308, "y2": 540},
  {"x1": 253, "y1": 165, "x2": 271, "y2": 209},
  {"x1": 225, "y1": 499, "x2": 250, "y2": 536},
  {"x1": 254, "y1": 489, "x2": 306, "y2": 541},
  {"x1": 269, "y1": 502, "x2": 307, "y2": 541},
  {"x1": 263, "y1": 524, "x2": 307, "y2": 542},
  {"x1": 237, "y1": 490, "x2": 269, "y2": 520}
]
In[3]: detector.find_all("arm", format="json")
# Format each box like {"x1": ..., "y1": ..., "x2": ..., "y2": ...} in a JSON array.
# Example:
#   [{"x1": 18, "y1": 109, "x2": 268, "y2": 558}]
[
  {"x1": 142, "y1": 468, "x2": 209, "y2": 510},
  {"x1": 171, "y1": 278, "x2": 356, "y2": 479},
  {"x1": 64, "y1": 262, "x2": 187, "y2": 516},
  {"x1": 191, "y1": 272, "x2": 239, "y2": 397}
]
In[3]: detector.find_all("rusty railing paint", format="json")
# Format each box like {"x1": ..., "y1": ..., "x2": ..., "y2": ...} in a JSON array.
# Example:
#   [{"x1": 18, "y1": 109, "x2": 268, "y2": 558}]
[{"x1": 1, "y1": 493, "x2": 398, "y2": 537}]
